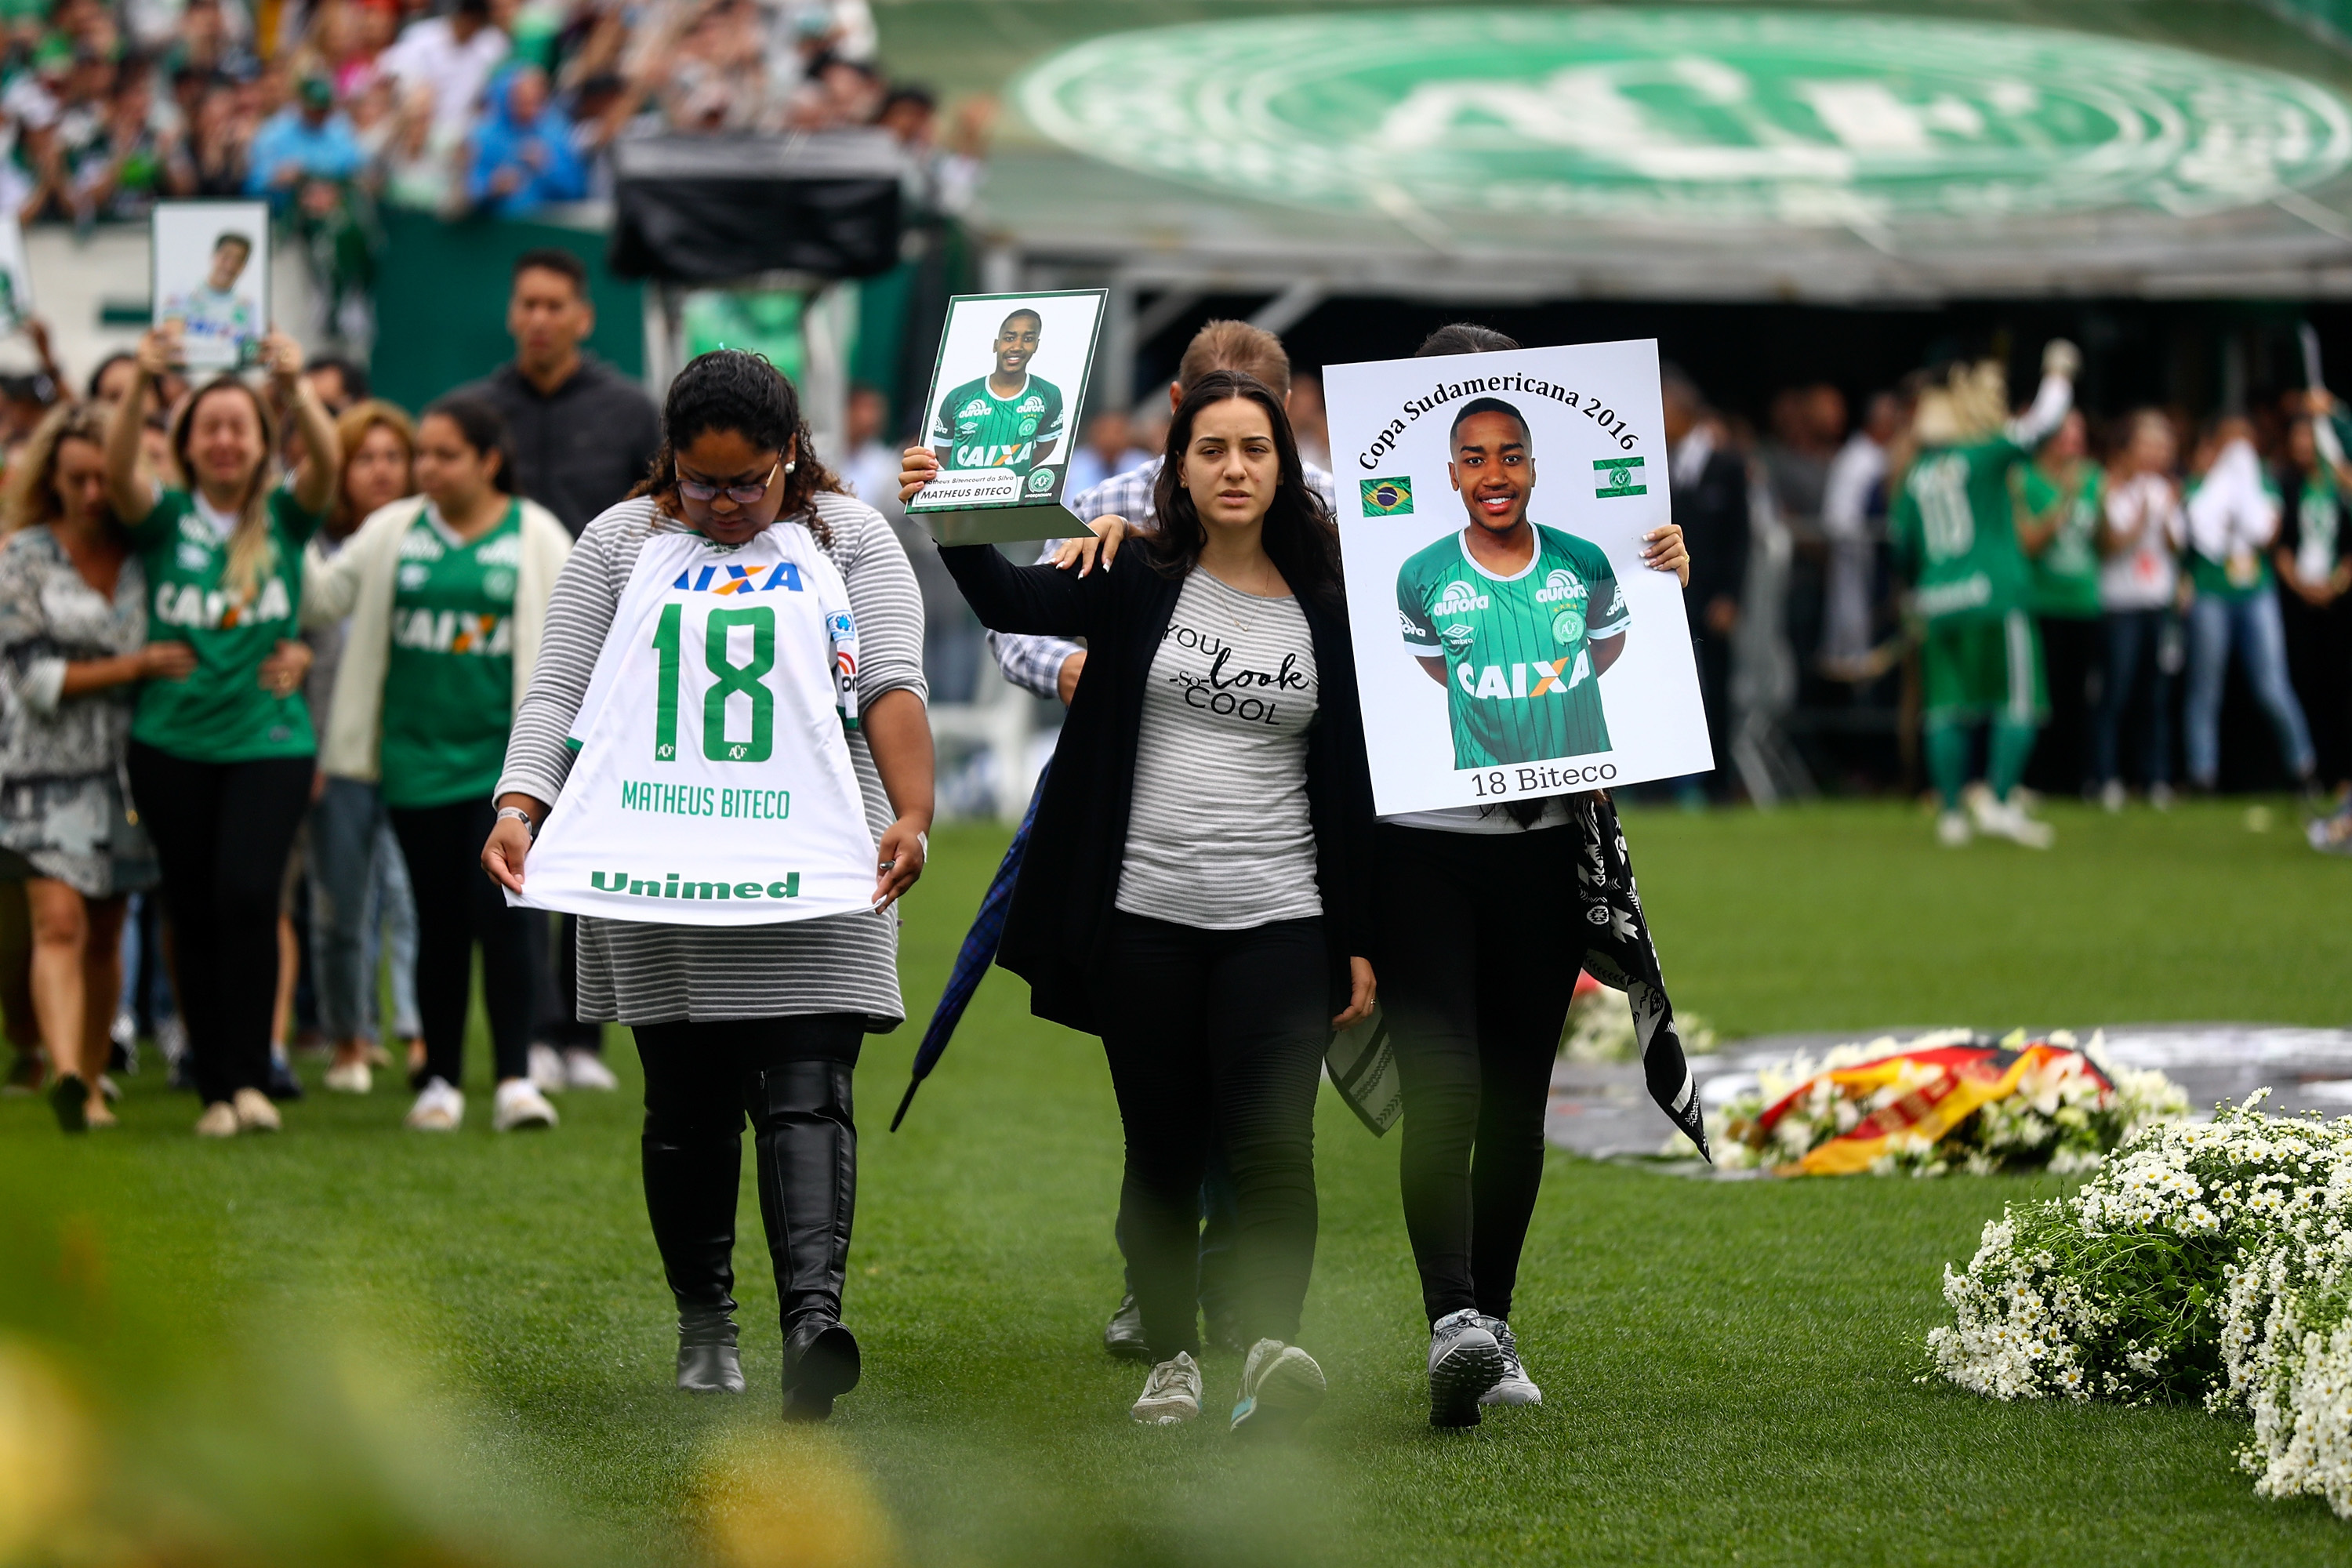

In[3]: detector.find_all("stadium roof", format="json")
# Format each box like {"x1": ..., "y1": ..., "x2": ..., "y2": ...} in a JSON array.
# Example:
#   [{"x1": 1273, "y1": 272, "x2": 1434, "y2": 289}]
[{"x1": 875, "y1": 0, "x2": 2352, "y2": 302}]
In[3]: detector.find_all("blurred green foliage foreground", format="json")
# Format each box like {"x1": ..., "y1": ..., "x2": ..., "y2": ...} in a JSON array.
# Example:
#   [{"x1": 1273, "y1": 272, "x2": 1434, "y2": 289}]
[{"x1": 2, "y1": 801, "x2": 2350, "y2": 1567}]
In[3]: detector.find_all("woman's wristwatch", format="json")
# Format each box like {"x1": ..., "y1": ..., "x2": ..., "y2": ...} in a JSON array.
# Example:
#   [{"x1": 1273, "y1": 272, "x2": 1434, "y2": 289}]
[{"x1": 495, "y1": 805, "x2": 539, "y2": 840}]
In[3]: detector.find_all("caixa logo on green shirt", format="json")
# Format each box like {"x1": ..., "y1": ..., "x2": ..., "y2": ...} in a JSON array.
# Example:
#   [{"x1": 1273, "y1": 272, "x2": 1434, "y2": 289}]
[{"x1": 153, "y1": 575, "x2": 290, "y2": 629}]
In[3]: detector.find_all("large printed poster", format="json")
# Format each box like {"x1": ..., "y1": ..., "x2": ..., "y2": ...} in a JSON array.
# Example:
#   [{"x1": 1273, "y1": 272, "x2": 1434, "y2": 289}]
[{"x1": 1325, "y1": 339, "x2": 1712, "y2": 816}]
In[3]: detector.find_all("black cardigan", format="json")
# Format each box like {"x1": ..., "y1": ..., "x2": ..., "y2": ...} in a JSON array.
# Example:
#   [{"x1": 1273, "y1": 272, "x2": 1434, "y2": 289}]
[{"x1": 938, "y1": 543, "x2": 1376, "y2": 1037}]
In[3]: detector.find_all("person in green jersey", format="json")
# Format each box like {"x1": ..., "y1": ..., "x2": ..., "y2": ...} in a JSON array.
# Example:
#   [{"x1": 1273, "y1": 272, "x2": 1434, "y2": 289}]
[
  {"x1": 305, "y1": 396, "x2": 573, "y2": 1134},
  {"x1": 1889, "y1": 340, "x2": 2078, "y2": 849},
  {"x1": 928, "y1": 307, "x2": 1065, "y2": 483},
  {"x1": 104, "y1": 322, "x2": 339, "y2": 1138},
  {"x1": 2015, "y1": 411, "x2": 2104, "y2": 797},
  {"x1": 1396, "y1": 398, "x2": 1628, "y2": 769}
]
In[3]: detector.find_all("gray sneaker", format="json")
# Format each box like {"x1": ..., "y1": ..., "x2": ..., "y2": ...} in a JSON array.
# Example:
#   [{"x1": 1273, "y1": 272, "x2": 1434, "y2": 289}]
[
  {"x1": 1131, "y1": 1351, "x2": 1202, "y2": 1425},
  {"x1": 1428, "y1": 1308, "x2": 1504, "y2": 1427},
  {"x1": 1475, "y1": 1316, "x2": 1543, "y2": 1406},
  {"x1": 1230, "y1": 1338, "x2": 1325, "y2": 1437}
]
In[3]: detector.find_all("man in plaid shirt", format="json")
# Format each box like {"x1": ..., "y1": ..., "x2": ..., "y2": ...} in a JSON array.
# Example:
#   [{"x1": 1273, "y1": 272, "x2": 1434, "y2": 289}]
[{"x1": 984, "y1": 321, "x2": 1338, "y2": 702}]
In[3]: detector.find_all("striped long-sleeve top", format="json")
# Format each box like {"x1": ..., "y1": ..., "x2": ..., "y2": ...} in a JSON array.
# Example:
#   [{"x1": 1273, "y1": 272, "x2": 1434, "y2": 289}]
[{"x1": 497, "y1": 492, "x2": 928, "y2": 1028}]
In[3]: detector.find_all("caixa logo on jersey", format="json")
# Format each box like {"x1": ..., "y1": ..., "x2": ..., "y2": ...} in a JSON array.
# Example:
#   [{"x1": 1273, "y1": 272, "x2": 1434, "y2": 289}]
[
  {"x1": 670, "y1": 561, "x2": 806, "y2": 594},
  {"x1": 154, "y1": 576, "x2": 292, "y2": 630}
]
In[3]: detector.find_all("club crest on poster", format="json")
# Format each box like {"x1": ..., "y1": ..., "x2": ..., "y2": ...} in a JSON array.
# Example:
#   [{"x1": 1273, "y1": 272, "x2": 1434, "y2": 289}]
[{"x1": 1324, "y1": 338, "x2": 1712, "y2": 816}]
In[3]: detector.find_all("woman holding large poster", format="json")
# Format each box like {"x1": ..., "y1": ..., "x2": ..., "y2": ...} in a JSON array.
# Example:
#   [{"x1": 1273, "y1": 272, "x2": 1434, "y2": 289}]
[
  {"x1": 925, "y1": 369, "x2": 1377, "y2": 1436},
  {"x1": 1370, "y1": 325, "x2": 1699, "y2": 1428},
  {"x1": 481, "y1": 350, "x2": 935, "y2": 1420}
]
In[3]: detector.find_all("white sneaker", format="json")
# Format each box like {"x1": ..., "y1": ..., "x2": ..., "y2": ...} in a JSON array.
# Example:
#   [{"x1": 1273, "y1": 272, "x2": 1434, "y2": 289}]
[
  {"x1": 2099, "y1": 780, "x2": 2126, "y2": 813},
  {"x1": 323, "y1": 1061, "x2": 372, "y2": 1094},
  {"x1": 1936, "y1": 810, "x2": 1971, "y2": 848},
  {"x1": 492, "y1": 1077, "x2": 560, "y2": 1131},
  {"x1": 564, "y1": 1048, "x2": 619, "y2": 1091},
  {"x1": 405, "y1": 1077, "x2": 464, "y2": 1131},
  {"x1": 527, "y1": 1043, "x2": 566, "y2": 1094},
  {"x1": 1230, "y1": 1338, "x2": 1326, "y2": 1436},
  {"x1": 1976, "y1": 797, "x2": 2055, "y2": 849},
  {"x1": 156, "y1": 1015, "x2": 189, "y2": 1068},
  {"x1": 231, "y1": 1087, "x2": 281, "y2": 1133},
  {"x1": 1427, "y1": 1307, "x2": 1504, "y2": 1427},
  {"x1": 193, "y1": 1100, "x2": 239, "y2": 1138},
  {"x1": 1130, "y1": 1351, "x2": 1202, "y2": 1425},
  {"x1": 1475, "y1": 1316, "x2": 1543, "y2": 1406},
  {"x1": 2149, "y1": 782, "x2": 2176, "y2": 811}
]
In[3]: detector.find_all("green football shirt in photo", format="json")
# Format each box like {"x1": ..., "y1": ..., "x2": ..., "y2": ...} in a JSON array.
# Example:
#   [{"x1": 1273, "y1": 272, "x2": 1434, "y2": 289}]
[
  {"x1": 1397, "y1": 524, "x2": 1627, "y2": 768},
  {"x1": 930, "y1": 373, "x2": 1065, "y2": 474},
  {"x1": 378, "y1": 504, "x2": 522, "y2": 809},
  {"x1": 129, "y1": 485, "x2": 322, "y2": 762}
]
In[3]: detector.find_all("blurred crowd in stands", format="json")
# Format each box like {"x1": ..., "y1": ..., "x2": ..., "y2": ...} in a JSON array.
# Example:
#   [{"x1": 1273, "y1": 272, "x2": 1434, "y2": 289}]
[
  {"x1": 1648, "y1": 365, "x2": 2352, "y2": 823},
  {"x1": 0, "y1": 0, "x2": 986, "y2": 224}
]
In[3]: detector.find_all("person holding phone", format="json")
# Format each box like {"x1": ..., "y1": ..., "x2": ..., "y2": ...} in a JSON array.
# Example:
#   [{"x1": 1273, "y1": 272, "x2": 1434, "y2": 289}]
[{"x1": 103, "y1": 324, "x2": 339, "y2": 1138}]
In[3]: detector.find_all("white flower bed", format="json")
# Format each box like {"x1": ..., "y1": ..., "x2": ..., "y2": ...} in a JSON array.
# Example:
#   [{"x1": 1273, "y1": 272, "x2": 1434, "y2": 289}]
[{"x1": 1929, "y1": 1094, "x2": 2352, "y2": 1516}]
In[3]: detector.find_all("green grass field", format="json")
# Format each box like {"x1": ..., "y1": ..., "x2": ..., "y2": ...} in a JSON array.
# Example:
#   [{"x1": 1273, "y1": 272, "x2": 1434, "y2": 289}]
[{"x1": 3, "y1": 800, "x2": 2350, "y2": 1566}]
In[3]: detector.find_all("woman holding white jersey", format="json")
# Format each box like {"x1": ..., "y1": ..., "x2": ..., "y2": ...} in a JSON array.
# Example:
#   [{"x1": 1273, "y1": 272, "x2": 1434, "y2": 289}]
[{"x1": 481, "y1": 350, "x2": 933, "y2": 1420}]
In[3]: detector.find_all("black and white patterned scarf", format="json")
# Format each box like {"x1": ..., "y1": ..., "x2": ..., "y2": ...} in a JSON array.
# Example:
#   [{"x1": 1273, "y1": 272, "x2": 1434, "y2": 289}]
[{"x1": 1326, "y1": 794, "x2": 1709, "y2": 1161}]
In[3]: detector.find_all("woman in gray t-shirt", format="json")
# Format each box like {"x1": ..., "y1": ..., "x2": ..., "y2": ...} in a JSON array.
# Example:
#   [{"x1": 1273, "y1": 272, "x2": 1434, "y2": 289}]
[{"x1": 932, "y1": 370, "x2": 1377, "y2": 1436}]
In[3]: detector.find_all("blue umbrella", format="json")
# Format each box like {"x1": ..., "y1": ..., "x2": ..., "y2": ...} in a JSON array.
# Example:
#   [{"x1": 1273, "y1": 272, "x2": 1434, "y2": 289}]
[{"x1": 890, "y1": 764, "x2": 1047, "y2": 1131}]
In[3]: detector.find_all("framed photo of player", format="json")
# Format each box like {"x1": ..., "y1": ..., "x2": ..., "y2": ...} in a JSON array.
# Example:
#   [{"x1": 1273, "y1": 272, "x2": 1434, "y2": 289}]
[
  {"x1": 905, "y1": 287, "x2": 1105, "y2": 544},
  {"x1": 151, "y1": 201, "x2": 268, "y2": 372},
  {"x1": 1324, "y1": 338, "x2": 1712, "y2": 816}
]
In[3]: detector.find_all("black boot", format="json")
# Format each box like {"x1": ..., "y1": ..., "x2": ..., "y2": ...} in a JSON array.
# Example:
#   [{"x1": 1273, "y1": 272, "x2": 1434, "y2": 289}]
[
  {"x1": 750, "y1": 1058, "x2": 861, "y2": 1421},
  {"x1": 643, "y1": 1131, "x2": 745, "y2": 1393}
]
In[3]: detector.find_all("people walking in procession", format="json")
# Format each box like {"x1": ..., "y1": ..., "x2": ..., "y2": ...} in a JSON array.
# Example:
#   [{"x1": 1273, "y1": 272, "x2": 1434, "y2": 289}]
[
  {"x1": 917, "y1": 368, "x2": 1378, "y2": 1436},
  {"x1": 484, "y1": 349, "x2": 933, "y2": 1418},
  {"x1": 1372, "y1": 324, "x2": 1695, "y2": 1426},
  {"x1": 0, "y1": 405, "x2": 177, "y2": 1131},
  {"x1": 104, "y1": 325, "x2": 338, "y2": 1138},
  {"x1": 307, "y1": 395, "x2": 570, "y2": 1132},
  {"x1": 946, "y1": 319, "x2": 1337, "y2": 1363},
  {"x1": 308, "y1": 398, "x2": 427, "y2": 1095}
]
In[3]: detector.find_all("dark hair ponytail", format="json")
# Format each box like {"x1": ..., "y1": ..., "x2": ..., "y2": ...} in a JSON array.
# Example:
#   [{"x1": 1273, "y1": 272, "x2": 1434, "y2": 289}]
[
  {"x1": 422, "y1": 394, "x2": 517, "y2": 494},
  {"x1": 1146, "y1": 368, "x2": 1342, "y2": 608},
  {"x1": 633, "y1": 349, "x2": 844, "y2": 548}
]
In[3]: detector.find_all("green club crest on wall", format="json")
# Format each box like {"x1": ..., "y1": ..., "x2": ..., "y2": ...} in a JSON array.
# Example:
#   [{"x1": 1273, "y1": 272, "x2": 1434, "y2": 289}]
[{"x1": 1018, "y1": 8, "x2": 2352, "y2": 227}]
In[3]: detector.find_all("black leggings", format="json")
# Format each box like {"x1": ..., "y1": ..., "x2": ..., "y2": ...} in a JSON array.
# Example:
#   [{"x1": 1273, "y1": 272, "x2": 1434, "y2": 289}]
[
  {"x1": 1377, "y1": 823, "x2": 1584, "y2": 1324},
  {"x1": 1094, "y1": 913, "x2": 1329, "y2": 1361},
  {"x1": 126, "y1": 742, "x2": 312, "y2": 1105},
  {"x1": 635, "y1": 1014, "x2": 862, "y2": 1332},
  {"x1": 389, "y1": 797, "x2": 533, "y2": 1088}
]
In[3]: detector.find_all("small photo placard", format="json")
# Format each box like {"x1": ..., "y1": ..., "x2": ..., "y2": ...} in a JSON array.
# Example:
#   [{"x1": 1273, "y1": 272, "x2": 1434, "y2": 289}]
[
  {"x1": 152, "y1": 201, "x2": 269, "y2": 371},
  {"x1": 906, "y1": 288, "x2": 1105, "y2": 544}
]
